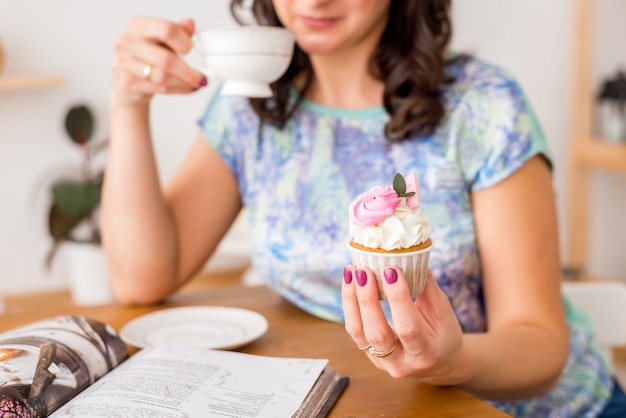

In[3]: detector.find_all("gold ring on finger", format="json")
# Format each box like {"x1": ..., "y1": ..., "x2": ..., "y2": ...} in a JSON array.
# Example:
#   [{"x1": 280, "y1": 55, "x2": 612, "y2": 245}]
[
  {"x1": 368, "y1": 344, "x2": 396, "y2": 358},
  {"x1": 142, "y1": 64, "x2": 154, "y2": 80},
  {"x1": 357, "y1": 343, "x2": 371, "y2": 351}
]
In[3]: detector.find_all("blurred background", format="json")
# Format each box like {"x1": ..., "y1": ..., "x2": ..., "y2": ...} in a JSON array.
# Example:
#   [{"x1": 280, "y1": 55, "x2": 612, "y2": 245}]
[{"x1": 0, "y1": 0, "x2": 625, "y2": 296}]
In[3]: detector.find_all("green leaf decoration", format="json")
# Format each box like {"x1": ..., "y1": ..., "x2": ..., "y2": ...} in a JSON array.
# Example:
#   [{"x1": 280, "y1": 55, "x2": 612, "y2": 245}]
[
  {"x1": 51, "y1": 179, "x2": 102, "y2": 216},
  {"x1": 392, "y1": 173, "x2": 416, "y2": 198},
  {"x1": 65, "y1": 105, "x2": 94, "y2": 145}
]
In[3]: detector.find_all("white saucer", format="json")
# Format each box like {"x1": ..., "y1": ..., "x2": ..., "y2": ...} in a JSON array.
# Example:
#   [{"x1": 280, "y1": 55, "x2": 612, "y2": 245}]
[{"x1": 120, "y1": 306, "x2": 268, "y2": 350}]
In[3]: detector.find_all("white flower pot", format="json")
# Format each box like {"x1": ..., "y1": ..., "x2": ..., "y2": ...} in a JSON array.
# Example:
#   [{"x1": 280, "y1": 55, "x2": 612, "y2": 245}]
[{"x1": 62, "y1": 242, "x2": 116, "y2": 306}]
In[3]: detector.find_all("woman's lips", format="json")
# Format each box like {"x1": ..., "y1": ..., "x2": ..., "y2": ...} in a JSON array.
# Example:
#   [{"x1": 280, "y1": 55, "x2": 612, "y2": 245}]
[{"x1": 300, "y1": 16, "x2": 338, "y2": 30}]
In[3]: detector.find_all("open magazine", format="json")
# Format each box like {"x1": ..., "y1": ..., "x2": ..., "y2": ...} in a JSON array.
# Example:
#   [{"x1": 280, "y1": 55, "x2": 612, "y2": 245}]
[{"x1": 0, "y1": 316, "x2": 348, "y2": 418}]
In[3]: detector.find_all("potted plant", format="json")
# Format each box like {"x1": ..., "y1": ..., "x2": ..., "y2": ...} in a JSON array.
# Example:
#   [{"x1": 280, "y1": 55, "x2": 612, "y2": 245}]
[{"x1": 46, "y1": 104, "x2": 114, "y2": 305}]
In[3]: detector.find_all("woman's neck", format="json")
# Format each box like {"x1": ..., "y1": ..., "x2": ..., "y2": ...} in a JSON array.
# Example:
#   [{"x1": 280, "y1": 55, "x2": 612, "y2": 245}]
[{"x1": 301, "y1": 30, "x2": 384, "y2": 110}]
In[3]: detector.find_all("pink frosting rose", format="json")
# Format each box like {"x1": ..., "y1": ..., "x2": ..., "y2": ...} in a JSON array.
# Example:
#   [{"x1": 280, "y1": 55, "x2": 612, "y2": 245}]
[{"x1": 349, "y1": 185, "x2": 401, "y2": 227}]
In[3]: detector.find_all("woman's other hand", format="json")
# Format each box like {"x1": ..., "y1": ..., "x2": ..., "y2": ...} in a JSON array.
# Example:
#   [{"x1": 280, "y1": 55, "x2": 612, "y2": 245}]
[
  {"x1": 112, "y1": 17, "x2": 207, "y2": 106},
  {"x1": 342, "y1": 266, "x2": 465, "y2": 384}
]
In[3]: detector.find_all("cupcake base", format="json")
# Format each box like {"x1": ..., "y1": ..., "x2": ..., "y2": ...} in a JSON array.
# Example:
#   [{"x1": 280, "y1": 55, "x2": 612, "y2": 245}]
[{"x1": 348, "y1": 240, "x2": 432, "y2": 300}]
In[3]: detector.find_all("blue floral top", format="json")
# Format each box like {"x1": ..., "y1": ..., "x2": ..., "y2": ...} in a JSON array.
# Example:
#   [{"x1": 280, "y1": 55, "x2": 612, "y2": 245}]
[{"x1": 197, "y1": 55, "x2": 613, "y2": 417}]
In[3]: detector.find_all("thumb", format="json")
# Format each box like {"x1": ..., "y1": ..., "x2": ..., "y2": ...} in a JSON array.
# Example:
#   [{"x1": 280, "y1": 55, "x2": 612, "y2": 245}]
[
  {"x1": 177, "y1": 18, "x2": 195, "y2": 36},
  {"x1": 415, "y1": 269, "x2": 443, "y2": 303}
]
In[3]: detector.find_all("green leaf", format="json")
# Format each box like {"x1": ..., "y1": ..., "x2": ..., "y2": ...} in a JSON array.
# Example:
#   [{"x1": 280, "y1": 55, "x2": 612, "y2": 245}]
[
  {"x1": 47, "y1": 203, "x2": 86, "y2": 241},
  {"x1": 65, "y1": 105, "x2": 94, "y2": 145},
  {"x1": 46, "y1": 204, "x2": 96, "y2": 270},
  {"x1": 51, "y1": 179, "x2": 102, "y2": 216},
  {"x1": 392, "y1": 173, "x2": 406, "y2": 195},
  {"x1": 392, "y1": 173, "x2": 416, "y2": 198}
]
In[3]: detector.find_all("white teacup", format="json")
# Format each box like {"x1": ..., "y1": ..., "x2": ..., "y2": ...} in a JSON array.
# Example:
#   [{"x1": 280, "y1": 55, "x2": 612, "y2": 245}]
[{"x1": 194, "y1": 26, "x2": 295, "y2": 98}]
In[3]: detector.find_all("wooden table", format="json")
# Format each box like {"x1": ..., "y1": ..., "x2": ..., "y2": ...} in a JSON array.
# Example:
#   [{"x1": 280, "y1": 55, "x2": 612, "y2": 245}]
[{"x1": 3, "y1": 283, "x2": 509, "y2": 417}]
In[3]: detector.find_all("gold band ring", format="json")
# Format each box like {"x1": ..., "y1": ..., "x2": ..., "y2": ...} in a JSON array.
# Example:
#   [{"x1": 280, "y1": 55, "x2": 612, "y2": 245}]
[
  {"x1": 357, "y1": 343, "x2": 371, "y2": 351},
  {"x1": 142, "y1": 64, "x2": 154, "y2": 80},
  {"x1": 368, "y1": 344, "x2": 396, "y2": 358}
]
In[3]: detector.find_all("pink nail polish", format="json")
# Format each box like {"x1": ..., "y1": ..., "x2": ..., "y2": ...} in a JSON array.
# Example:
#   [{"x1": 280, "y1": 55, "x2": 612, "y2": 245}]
[
  {"x1": 356, "y1": 269, "x2": 367, "y2": 286},
  {"x1": 343, "y1": 267, "x2": 352, "y2": 284},
  {"x1": 384, "y1": 268, "x2": 398, "y2": 284},
  {"x1": 198, "y1": 77, "x2": 208, "y2": 87}
]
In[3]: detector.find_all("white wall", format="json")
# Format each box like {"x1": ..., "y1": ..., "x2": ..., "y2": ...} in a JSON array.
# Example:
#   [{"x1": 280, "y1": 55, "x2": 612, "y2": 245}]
[
  {"x1": 1, "y1": 0, "x2": 624, "y2": 295},
  {"x1": 452, "y1": 1, "x2": 626, "y2": 281},
  {"x1": 450, "y1": 0, "x2": 573, "y2": 269},
  {"x1": 0, "y1": 0, "x2": 234, "y2": 295},
  {"x1": 587, "y1": 0, "x2": 626, "y2": 279}
]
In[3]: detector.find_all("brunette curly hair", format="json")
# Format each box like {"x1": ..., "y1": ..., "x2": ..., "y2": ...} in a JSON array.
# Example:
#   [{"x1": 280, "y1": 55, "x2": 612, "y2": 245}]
[{"x1": 230, "y1": 0, "x2": 453, "y2": 141}]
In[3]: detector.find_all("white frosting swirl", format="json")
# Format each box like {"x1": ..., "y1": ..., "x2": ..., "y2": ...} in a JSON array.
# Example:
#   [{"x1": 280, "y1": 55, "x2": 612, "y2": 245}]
[{"x1": 349, "y1": 197, "x2": 431, "y2": 250}]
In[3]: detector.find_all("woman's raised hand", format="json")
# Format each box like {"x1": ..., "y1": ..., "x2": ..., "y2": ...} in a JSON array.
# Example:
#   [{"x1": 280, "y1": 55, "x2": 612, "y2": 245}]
[
  {"x1": 342, "y1": 267, "x2": 465, "y2": 384},
  {"x1": 112, "y1": 17, "x2": 207, "y2": 106}
]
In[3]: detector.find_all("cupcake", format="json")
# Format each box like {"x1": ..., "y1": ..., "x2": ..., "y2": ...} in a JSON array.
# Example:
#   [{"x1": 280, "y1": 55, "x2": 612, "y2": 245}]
[{"x1": 348, "y1": 173, "x2": 432, "y2": 300}]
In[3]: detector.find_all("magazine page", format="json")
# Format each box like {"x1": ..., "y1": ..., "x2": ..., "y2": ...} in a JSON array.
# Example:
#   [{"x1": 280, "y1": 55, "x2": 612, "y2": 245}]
[
  {"x1": 50, "y1": 344, "x2": 330, "y2": 418},
  {"x1": 0, "y1": 316, "x2": 128, "y2": 417}
]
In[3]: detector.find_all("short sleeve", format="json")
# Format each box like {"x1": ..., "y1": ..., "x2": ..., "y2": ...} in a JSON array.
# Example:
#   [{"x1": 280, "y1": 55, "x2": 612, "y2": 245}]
[
  {"x1": 454, "y1": 71, "x2": 551, "y2": 191},
  {"x1": 196, "y1": 87, "x2": 239, "y2": 176}
]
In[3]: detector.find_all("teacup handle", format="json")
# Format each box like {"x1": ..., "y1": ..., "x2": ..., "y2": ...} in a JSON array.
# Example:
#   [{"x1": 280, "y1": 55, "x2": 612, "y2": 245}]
[
  {"x1": 191, "y1": 32, "x2": 204, "y2": 54},
  {"x1": 188, "y1": 33, "x2": 216, "y2": 79}
]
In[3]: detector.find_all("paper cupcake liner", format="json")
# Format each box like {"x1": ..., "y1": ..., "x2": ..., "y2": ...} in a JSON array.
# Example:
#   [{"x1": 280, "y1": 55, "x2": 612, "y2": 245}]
[{"x1": 348, "y1": 242, "x2": 432, "y2": 300}]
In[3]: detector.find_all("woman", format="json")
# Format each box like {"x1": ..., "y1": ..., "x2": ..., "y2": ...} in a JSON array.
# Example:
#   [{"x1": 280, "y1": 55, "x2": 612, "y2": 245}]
[{"x1": 103, "y1": 0, "x2": 621, "y2": 416}]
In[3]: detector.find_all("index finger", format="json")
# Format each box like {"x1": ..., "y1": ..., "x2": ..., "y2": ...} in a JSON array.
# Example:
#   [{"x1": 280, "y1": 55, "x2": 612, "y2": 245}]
[
  {"x1": 341, "y1": 265, "x2": 369, "y2": 349},
  {"x1": 128, "y1": 17, "x2": 194, "y2": 54}
]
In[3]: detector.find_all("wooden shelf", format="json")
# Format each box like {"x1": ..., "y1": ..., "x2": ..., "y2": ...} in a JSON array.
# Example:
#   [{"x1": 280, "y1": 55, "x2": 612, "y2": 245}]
[
  {"x1": 567, "y1": 0, "x2": 626, "y2": 273},
  {"x1": 0, "y1": 74, "x2": 64, "y2": 91},
  {"x1": 573, "y1": 138, "x2": 626, "y2": 173}
]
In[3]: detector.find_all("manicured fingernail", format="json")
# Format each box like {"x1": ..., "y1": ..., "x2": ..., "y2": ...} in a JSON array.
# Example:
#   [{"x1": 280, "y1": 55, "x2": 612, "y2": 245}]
[
  {"x1": 343, "y1": 267, "x2": 352, "y2": 284},
  {"x1": 355, "y1": 269, "x2": 367, "y2": 286},
  {"x1": 384, "y1": 268, "x2": 398, "y2": 284},
  {"x1": 198, "y1": 77, "x2": 207, "y2": 87}
]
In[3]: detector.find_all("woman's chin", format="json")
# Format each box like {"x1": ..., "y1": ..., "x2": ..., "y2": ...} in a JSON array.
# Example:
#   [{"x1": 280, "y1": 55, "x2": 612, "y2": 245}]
[{"x1": 297, "y1": 38, "x2": 343, "y2": 57}]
